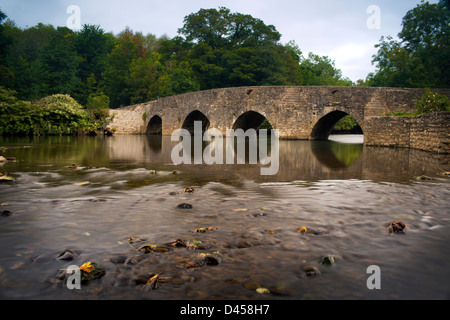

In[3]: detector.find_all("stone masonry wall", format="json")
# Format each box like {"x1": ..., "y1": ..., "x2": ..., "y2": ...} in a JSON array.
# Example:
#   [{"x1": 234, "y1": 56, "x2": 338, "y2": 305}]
[
  {"x1": 365, "y1": 112, "x2": 450, "y2": 153},
  {"x1": 108, "y1": 86, "x2": 450, "y2": 153},
  {"x1": 410, "y1": 112, "x2": 450, "y2": 153}
]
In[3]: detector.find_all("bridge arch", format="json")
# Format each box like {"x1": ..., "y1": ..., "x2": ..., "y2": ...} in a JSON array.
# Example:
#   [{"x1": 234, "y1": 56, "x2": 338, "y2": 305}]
[
  {"x1": 182, "y1": 110, "x2": 210, "y2": 135},
  {"x1": 310, "y1": 110, "x2": 363, "y2": 140},
  {"x1": 146, "y1": 115, "x2": 162, "y2": 135},
  {"x1": 232, "y1": 110, "x2": 272, "y2": 131}
]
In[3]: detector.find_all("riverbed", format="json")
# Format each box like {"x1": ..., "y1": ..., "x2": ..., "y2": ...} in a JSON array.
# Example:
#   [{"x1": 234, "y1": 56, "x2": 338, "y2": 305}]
[{"x1": 0, "y1": 134, "x2": 449, "y2": 300}]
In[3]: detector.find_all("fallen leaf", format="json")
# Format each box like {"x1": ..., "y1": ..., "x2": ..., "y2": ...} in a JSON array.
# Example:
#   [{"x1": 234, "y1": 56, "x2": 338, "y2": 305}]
[
  {"x1": 0, "y1": 174, "x2": 13, "y2": 181},
  {"x1": 138, "y1": 244, "x2": 156, "y2": 253},
  {"x1": 10, "y1": 261, "x2": 25, "y2": 270},
  {"x1": 74, "y1": 181, "x2": 90, "y2": 186},
  {"x1": 144, "y1": 272, "x2": 162, "y2": 291},
  {"x1": 256, "y1": 287, "x2": 270, "y2": 294},
  {"x1": 233, "y1": 208, "x2": 248, "y2": 212},
  {"x1": 298, "y1": 226, "x2": 307, "y2": 233},
  {"x1": 193, "y1": 227, "x2": 217, "y2": 233},
  {"x1": 80, "y1": 262, "x2": 95, "y2": 273}
]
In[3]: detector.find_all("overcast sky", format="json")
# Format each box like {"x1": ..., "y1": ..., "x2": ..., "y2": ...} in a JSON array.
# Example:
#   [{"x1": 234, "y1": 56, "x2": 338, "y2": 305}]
[{"x1": 0, "y1": 0, "x2": 434, "y2": 82}]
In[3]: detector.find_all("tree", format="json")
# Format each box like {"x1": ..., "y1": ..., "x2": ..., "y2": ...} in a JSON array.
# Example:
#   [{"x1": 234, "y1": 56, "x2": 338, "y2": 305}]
[
  {"x1": 41, "y1": 27, "x2": 80, "y2": 96},
  {"x1": 73, "y1": 25, "x2": 115, "y2": 104},
  {"x1": 367, "y1": 0, "x2": 450, "y2": 88},
  {"x1": 178, "y1": 7, "x2": 231, "y2": 48},
  {"x1": 177, "y1": 7, "x2": 302, "y2": 90},
  {"x1": 0, "y1": 9, "x2": 13, "y2": 63},
  {"x1": 178, "y1": 7, "x2": 281, "y2": 48},
  {"x1": 299, "y1": 53, "x2": 353, "y2": 86},
  {"x1": 127, "y1": 53, "x2": 161, "y2": 104},
  {"x1": 157, "y1": 61, "x2": 200, "y2": 98}
]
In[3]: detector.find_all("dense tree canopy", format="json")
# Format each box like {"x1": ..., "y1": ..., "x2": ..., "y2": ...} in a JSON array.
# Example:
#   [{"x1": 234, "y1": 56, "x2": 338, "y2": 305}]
[
  {"x1": 0, "y1": 6, "x2": 354, "y2": 110},
  {"x1": 366, "y1": 0, "x2": 450, "y2": 88}
]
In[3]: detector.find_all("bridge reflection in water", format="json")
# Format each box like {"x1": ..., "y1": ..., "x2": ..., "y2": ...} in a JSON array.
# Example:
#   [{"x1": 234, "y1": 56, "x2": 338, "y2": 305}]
[{"x1": 106, "y1": 134, "x2": 448, "y2": 184}]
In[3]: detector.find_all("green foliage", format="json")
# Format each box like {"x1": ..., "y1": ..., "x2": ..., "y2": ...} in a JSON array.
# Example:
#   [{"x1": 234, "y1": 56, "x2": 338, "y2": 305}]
[
  {"x1": 31, "y1": 94, "x2": 90, "y2": 135},
  {"x1": 85, "y1": 92, "x2": 111, "y2": 133},
  {"x1": 414, "y1": 89, "x2": 450, "y2": 113},
  {"x1": 367, "y1": 0, "x2": 450, "y2": 88},
  {"x1": 299, "y1": 53, "x2": 353, "y2": 86},
  {"x1": 0, "y1": 87, "x2": 110, "y2": 136},
  {"x1": 0, "y1": 86, "x2": 34, "y2": 135},
  {"x1": 178, "y1": 7, "x2": 281, "y2": 48},
  {"x1": 384, "y1": 89, "x2": 450, "y2": 116},
  {"x1": 0, "y1": 6, "x2": 355, "y2": 111},
  {"x1": 332, "y1": 115, "x2": 361, "y2": 132}
]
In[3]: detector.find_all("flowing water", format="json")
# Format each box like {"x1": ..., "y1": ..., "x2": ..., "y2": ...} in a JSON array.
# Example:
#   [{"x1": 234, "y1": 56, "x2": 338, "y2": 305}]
[{"x1": 0, "y1": 134, "x2": 449, "y2": 300}]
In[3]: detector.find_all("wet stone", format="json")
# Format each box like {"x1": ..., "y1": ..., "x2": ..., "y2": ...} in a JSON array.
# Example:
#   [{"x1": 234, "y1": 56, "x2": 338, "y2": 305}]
[
  {"x1": 177, "y1": 203, "x2": 193, "y2": 209},
  {"x1": 110, "y1": 255, "x2": 128, "y2": 264},
  {"x1": 56, "y1": 249, "x2": 79, "y2": 261},
  {"x1": 320, "y1": 254, "x2": 337, "y2": 265},
  {"x1": 303, "y1": 265, "x2": 321, "y2": 276},
  {"x1": 1, "y1": 210, "x2": 12, "y2": 217}
]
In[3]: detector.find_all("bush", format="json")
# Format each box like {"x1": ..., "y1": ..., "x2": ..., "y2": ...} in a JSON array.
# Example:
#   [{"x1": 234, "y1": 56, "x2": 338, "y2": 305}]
[
  {"x1": 415, "y1": 89, "x2": 450, "y2": 114},
  {"x1": 32, "y1": 94, "x2": 90, "y2": 135},
  {"x1": 0, "y1": 87, "x2": 34, "y2": 135},
  {"x1": 0, "y1": 87, "x2": 111, "y2": 136},
  {"x1": 86, "y1": 92, "x2": 111, "y2": 133}
]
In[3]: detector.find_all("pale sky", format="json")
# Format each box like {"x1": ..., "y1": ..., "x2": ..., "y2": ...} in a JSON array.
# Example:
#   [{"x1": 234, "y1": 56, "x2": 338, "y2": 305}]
[{"x1": 0, "y1": 0, "x2": 434, "y2": 82}]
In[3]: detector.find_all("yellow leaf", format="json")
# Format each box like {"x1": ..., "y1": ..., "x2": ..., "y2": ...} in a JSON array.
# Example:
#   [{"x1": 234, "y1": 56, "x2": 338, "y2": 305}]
[
  {"x1": 298, "y1": 226, "x2": 307, "y2": 233},
  {"x1": 233, "y1": 208, "x2": 248, "y2": 212},
  {"x1": 80, "y1": 262, "x2": 95, "y2": 273},
  {"x1": 256, "y1": 287, "x2": 270, "y2": 294},
  {"x1": 74, "y1": 181, "x2": 89, "y2": 186}
]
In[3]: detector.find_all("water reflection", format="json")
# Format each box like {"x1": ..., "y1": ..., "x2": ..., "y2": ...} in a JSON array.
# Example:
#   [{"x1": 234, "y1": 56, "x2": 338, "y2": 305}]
[
  {"x1": 311, "y1": 140, "x2": 363, "y2": 169},
  {"x1": 1, "y1": 135, "x2": 448, "y2": 184}
]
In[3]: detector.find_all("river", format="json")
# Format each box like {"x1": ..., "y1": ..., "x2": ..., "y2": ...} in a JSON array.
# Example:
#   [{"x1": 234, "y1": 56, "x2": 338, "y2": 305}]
[{"x1": 0, "y1": 134, "x2": 449, "y2": 300}]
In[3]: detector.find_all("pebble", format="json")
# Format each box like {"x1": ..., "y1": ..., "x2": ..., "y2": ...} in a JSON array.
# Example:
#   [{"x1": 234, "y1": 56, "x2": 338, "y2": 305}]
[
  {"x1": 177, "y1": 203, "x2": 193, "y2": 209},
  {"x1": 303, "y1": 265, "x2": 321, "y2": 276},
  {"x1": 56, "y1": 249, "x2": 79, "y2": 261},
  {"x1": 1, "y1": 210, "x2": 12, "y2": 217}
]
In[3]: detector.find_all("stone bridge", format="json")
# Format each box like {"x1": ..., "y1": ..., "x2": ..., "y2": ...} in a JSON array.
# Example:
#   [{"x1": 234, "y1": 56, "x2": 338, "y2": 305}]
[{"x1": 109, "y1": 86, "x2": 450, "y2": 153}]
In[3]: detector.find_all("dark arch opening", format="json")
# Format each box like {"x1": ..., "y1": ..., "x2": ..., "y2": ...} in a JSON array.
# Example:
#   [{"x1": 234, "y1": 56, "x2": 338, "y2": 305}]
[
  {"x1": 146, "y1": 115, "x2": 162, "y2": 135},
  {"x1": 311, "y1": 111, "x2": 363, "y2": 140},
  {"x1": 232, "y1": 111, "x2": 272, "y2": 131},
  {"x1": 182, "y1": 110, "x2": 210, "y2": 135}
]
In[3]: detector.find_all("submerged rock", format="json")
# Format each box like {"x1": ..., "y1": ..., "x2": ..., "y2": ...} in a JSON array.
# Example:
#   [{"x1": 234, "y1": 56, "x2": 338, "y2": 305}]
[
  {"x1": 177, "y1": 203, "x2": 192, "y2": 209},
  {"x1": 303, "y1": 265, "x2": 321, "y2": 277},
  {"x1": 80, "y1": 262, "x2": 105, "y2": 281},
  {"x1": 320, "y1": 254, "x2": 337, "y2": 266},
  {"x1": 1, "y1": 210, "x2": 12, "y2": 217},
  {"x1": 56, "y1": 249, "x2": 79, "y2": 261}
]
